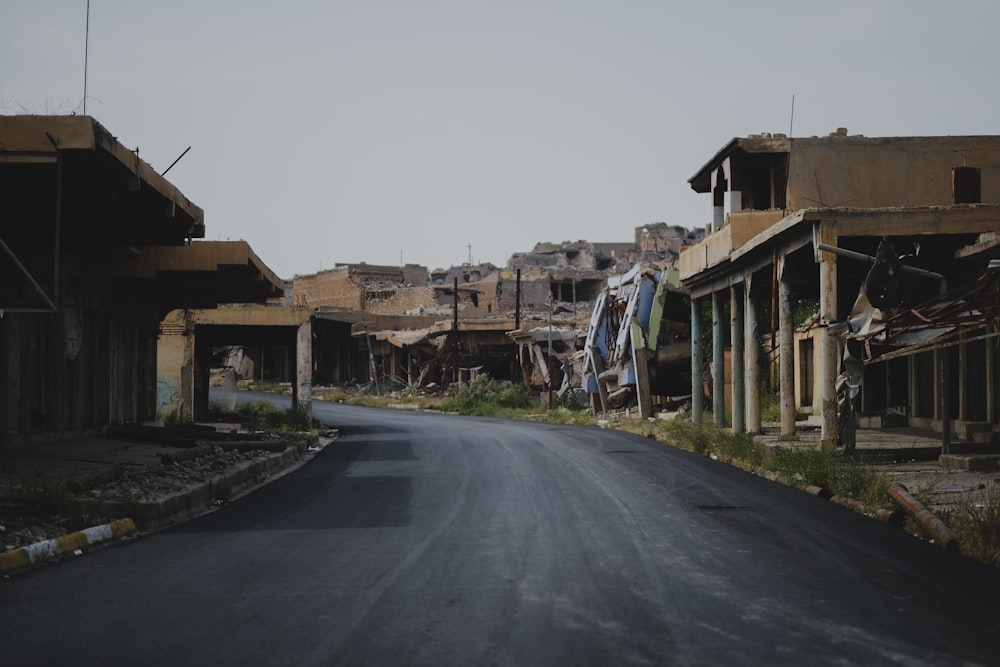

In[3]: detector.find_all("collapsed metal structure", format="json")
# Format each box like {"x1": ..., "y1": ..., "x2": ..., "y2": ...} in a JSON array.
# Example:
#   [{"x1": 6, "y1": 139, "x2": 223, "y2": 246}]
[{"x1": 583, "y1": 265, "x2": 692, "y2": 416}]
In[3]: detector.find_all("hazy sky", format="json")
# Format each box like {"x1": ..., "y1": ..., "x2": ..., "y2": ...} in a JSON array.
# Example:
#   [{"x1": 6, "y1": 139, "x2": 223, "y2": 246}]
[{"x1": 4, "y1": 1, "x2": 999, "y2": 279}]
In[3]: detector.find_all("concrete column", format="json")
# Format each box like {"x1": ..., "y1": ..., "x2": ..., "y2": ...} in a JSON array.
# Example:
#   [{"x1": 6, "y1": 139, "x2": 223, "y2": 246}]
[
  {"x1": 818, "y1": 244, "x2": 838, "y2": 451},
  {"x1": 988, "y1": 325, "x2": 996, "y2": 424},
  {"x1": 778, "y1": 272, "x2": 796, "y2": 440},
  {"x1": 731, "y1": 284, "x2": 745, "y2": 432},
  {"x1": 712, "y1": 291, "x2": 725, "y2": 427},
  {"x1": 2, "y1": 315, "x2": 22, "y2": 434},
  {"x1": 155, "y1": 309, "x2": 194, "y2": 422},
  {"x1": 295, "y1": 320, "x2": 313, "y2": 416},
  {"x1": 958, "y1": 335, "x2": 967, "y2": 424},
  {"x1": 691, "y1": 297, "x2": 703, "y2": 423},
  {"x1": 745, "y1": 282, "x2": 761, "y2": 433}
]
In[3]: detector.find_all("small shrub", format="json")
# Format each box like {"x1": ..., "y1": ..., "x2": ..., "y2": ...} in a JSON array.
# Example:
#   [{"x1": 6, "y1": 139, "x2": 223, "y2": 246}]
[
  {"x1": 283, "y1": 403, "x2": 313, "y2": 431},
  {"x1": 440, "y1": 375, "x2": 533, "y2": 416}
]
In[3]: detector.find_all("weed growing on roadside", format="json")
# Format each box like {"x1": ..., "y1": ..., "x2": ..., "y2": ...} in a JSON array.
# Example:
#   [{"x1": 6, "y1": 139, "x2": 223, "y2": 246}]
[
  {"x1": 237, "y1": 401, "x2": 314, "y2": 432},
  {"x1": 312, "y1": 386, "x2": 350, "y2": 403},
  {"x1": 651, "y1": 416, "x2": 890, "y2": 510},
  {"x1": 658, "y1": 416, "x2": 717, "y2": 455},
  {"x1": 15, "y1": 475, "x2": 78, "y2": 519},
  {"x1": 544, "y1": 407, "x2": 598, "y2": 425},
  {"x1": 946, "y1": 482, "x2": 1000, "y2": 565}
]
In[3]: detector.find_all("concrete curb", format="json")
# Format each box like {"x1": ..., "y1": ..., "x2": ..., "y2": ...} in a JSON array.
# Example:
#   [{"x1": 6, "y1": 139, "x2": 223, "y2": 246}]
[
  {"x1": 74, "y1": 445, "x2": 306, "y2": 530},
  {"x1": 0, "y1": 518, "x2": 136, "y2": 576},
  {"x1": 2, "y1": 442, "x2": 317, "y2": 577}
]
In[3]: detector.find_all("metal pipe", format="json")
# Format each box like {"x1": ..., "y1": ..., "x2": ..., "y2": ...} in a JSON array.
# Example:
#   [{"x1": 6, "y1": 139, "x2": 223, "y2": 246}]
[
  {"x1": 814, "y1": 242, "x2": 944, "y2": 281},
  {"x1": 161, "y1": 146, "x2": 191, "y2": 176},
  {"x1": 888, "y1": 482, "x2": 958, "y2": 551}
]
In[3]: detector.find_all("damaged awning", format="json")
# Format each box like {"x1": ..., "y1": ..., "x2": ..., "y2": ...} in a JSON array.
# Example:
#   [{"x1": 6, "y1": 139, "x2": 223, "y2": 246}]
[{"x1": 853, "y1": 272, "x2": 1000, "y2": 364}]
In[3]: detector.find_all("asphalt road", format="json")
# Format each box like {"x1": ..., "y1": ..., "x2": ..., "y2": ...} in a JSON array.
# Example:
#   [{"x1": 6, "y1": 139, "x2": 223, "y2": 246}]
[{"x1": 2, "y1": 394, "x2": 999, "y2": 666}]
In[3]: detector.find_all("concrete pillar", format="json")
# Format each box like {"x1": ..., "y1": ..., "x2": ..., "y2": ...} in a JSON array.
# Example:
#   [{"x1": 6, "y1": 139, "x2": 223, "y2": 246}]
[
  {"x1": 818, "y1": 244, "x2": 838, "y2": 451},
  {"x1": 988, "y1": 325, "x2": 996, "y2": 424},
  {"x1": 295, "y1": 319, "x2": 313, "y2": 416},
  {"x1": 745, "y1": 282, "x2": 761, "y2": 433},
  {"x1": 2, "y1": 315, "x2": 22, "y2": 434},
  {"x1": 712, "y1": 291, "x2": 725, "y2": 427},
  {"x1": 731, "y1": 284, "x2": 745, "y2": 433},
  {"x1": 194, "y1": 334, "x2": 211, "y2": 421},
  {"x1": 958, "y1": 335, "x2": 967, "y2": 424},
  {"x1": 691, "y1": 297, "x2": 703, "y2": 423},
  {"x1": 155, "y1": 309, "x2": 194, "y2": 422},
  {"x1": 778, "y1": 271, "x2": 796, "y2": 440}
]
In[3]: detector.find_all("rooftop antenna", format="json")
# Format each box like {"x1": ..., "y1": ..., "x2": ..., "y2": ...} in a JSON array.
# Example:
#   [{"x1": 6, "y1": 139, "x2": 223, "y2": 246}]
[{"x1": 83, "y1": 0, "x2": 91, "y2": 115}]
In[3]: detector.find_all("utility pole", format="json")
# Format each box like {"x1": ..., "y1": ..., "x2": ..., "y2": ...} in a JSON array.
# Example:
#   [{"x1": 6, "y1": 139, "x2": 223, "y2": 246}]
[
  {"x1": 547, "y1": 295, "x2": 553, "y2": 413},
  {"x1": 515, "y1": 269, "x2": 521, "y2": 329}
]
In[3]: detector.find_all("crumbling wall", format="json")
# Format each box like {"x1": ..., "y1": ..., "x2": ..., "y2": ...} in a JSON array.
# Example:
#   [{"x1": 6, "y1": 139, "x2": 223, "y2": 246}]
[
  {"x1": 293, "y1": 267, "x2": 362, "y2": 310},
  {"x1": 635, "y1": 223, "x2": 705, "y2": 267},
  {"x1": 367, "y1": 286, "x2": 442, "y2": 316},
  {"x1": 402, "y1": 264, "x2": 430, "y2": 286},
  {"x1": 439, "y1": 262, "x2": 499, "y2": 286},
  {"x1": 293, "y1": 263, "x2": 430, "y2": 310}
]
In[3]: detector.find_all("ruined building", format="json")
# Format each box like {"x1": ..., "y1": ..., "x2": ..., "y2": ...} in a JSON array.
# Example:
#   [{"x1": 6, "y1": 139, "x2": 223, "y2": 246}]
[
  {"x1": 290, "y1": 225, "x2": 703, "y2": 393},
  {"x1": 0, "y1": 116, "x2": 285, "y2": 437},
  {"x1": 680, "y1": 130, "x2": 1000, "y2": 452}
]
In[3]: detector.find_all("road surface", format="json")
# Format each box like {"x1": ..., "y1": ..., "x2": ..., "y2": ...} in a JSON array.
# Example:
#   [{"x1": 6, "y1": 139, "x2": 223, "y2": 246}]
[{"x1": 2, "y1": 394, "x2": 999, "y2": 665}]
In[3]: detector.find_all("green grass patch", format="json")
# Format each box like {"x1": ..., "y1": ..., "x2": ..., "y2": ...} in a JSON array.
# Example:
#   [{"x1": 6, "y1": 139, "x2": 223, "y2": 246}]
[
  {"x1": 644, "y1": 416, "x2": 890, "y2": 510},
  {"x1": 237, "y1": 401, "x2": 314, "y2": 432},
  {"x1": 439, "y1": 375, "x2": 534, "y2": 416}
]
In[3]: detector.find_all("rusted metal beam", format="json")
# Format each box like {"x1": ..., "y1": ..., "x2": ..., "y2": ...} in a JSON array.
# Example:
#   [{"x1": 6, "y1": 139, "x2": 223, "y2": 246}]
[{"x1": 888, "y1": 482, "x2": 958, "y2": 551}]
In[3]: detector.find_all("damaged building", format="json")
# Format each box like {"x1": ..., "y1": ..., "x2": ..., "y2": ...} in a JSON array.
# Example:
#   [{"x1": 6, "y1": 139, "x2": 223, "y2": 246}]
[
  {"x1": 0, "y1": 116, "x2": 284, "y2": 440},
  {"x1": 679, "y1": 129, "x2": 1000, "y2": 452},
  {"x1": 291, "y1": 226, "x2": 703, "y2": 395}
]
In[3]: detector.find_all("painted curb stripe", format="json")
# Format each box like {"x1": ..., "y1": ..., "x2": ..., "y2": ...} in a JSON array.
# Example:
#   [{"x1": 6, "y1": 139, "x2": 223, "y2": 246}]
[{"x1": 0, "y1": 517, "x2": 136, "y2": 575}]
